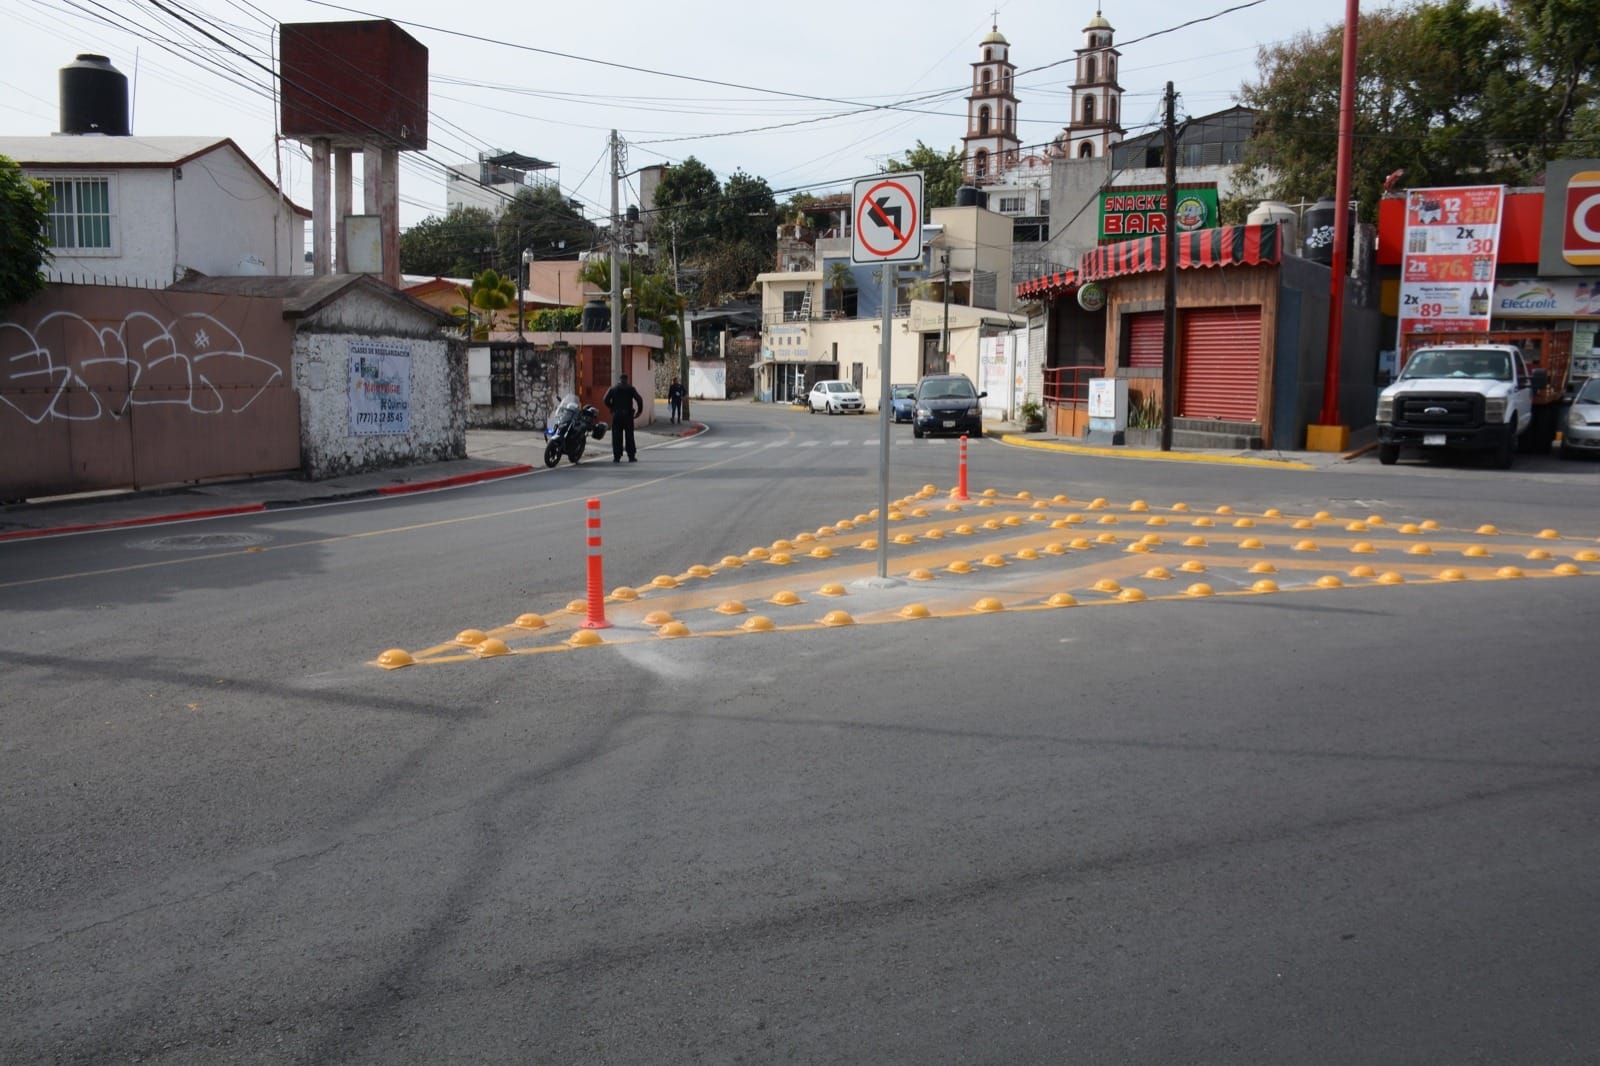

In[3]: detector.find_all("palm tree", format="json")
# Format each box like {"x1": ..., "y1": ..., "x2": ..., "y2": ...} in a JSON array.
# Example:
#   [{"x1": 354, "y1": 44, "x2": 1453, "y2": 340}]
[
  {"x1": 827, "y1": 261, "x2": 853, "y2": 318},
  {"x1": 451, "y1": 269, "x2": 517, "y2": 339}
]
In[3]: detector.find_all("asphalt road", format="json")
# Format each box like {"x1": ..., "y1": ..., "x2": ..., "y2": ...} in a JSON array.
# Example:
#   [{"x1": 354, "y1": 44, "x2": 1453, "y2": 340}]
[{"x1": 4, "y1": 402, "x2": 1598, "y2": 1063}]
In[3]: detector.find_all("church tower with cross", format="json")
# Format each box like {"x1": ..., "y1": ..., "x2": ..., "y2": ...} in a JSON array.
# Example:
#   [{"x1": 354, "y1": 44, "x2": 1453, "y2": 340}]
[
  {"x1": 960, "y1": 17, "x2": 1021, "y2": 186},
  {"x1": 1055, "y1": 7, "x2": 1124, "y2": 160}
]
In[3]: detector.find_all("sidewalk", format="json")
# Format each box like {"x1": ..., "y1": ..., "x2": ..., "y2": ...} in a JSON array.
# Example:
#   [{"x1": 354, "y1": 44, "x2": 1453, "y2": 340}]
[
  {"x1": 0, "y1": 420, "x2": 702, "y2": 542},
  {"x1": 1, "y1": 412, "x2": 1367, "y2": 541}
]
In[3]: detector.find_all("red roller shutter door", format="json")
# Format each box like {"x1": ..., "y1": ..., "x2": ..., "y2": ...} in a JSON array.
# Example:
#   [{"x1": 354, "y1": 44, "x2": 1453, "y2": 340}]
[
  {"x1": 1179, "y1": 307, "x2": 1261, "y2": 422},
  {"x1": 1125, "y1": 312, "x2": 1164, "y2": 369}
]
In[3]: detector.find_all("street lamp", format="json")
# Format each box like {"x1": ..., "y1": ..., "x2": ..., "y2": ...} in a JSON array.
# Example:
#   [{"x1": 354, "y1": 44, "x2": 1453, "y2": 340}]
[{"x1": 517, "y1": 247, "x2": 533, "y2": 343}]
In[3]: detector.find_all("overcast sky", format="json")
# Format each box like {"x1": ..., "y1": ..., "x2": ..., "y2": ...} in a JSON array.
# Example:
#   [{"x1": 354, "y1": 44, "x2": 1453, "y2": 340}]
[{"x1": 1, "y1": 0, "x2": 1379, "y2": 229}]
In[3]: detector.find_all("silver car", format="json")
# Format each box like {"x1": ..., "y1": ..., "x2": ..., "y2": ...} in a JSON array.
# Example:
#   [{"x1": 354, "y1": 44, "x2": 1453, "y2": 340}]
[{"x1": 1561, "y1": 377, "x2": 1600, "y2": 459}]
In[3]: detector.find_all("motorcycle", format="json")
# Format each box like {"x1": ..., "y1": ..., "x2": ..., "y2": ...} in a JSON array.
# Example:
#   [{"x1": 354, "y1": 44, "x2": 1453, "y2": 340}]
[{"x1": 543, "y1": 395, "x2": 607, "y2": 468}]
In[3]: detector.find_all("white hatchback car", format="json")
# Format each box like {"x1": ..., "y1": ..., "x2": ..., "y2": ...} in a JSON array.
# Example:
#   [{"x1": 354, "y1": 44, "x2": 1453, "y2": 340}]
[{"x1": 808, "y1": 379, "x2": 865, "y2": 415}]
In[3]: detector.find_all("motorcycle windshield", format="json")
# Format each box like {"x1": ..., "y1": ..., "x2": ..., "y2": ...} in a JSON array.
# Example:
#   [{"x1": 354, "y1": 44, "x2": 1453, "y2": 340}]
[{"x1": 552, "y1": 396, "x2": 581, "y2": 425}]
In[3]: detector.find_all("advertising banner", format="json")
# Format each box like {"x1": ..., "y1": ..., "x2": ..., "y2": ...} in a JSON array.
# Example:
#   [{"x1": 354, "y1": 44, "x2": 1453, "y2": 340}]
[
  {"x1": 1396, "y1": 185, "x2": 1504, "y2": 341},
  {"x1": 1492, "y1": 277, "x2": 1600, "y2": 318},
  {"x1": 1098, "y1": 184, "x2": 1218, "y2": 241},
  {"x1": 349, "y1": 340, "x2": 412, "y2": 436}
]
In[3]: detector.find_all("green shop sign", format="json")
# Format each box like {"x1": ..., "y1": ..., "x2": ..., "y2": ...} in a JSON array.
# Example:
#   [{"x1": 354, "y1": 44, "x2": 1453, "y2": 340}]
[{"x1": 1098, "y1": 184, "x2": 1219, "y2": 240}]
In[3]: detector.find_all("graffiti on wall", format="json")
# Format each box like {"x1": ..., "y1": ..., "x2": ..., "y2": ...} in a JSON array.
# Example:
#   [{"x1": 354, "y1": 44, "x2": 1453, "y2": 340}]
[{"x1": 0, "y1": 309, "x2": 285, "y2": 425}]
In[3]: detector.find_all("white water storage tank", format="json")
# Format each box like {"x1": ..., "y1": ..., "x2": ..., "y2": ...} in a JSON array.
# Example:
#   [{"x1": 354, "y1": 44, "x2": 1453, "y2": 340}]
[{"x1": 1247, "y1": 200, "x2": 1299, "y2": 255}]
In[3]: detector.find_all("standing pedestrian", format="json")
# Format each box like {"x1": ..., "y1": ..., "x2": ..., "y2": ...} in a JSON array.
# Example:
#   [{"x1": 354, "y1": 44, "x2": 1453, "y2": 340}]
[
  {"x1": 667, "y1": 378, "x2": 685, "y2": 425},
  {"x1": 604, "y1": 373, "x2": 645, "y2": 462}
]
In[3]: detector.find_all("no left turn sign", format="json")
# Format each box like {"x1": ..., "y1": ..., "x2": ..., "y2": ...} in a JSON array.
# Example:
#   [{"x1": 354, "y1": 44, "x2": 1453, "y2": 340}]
[{"x1": 852, "y1": 173, "x2": 923, "y2": 264}]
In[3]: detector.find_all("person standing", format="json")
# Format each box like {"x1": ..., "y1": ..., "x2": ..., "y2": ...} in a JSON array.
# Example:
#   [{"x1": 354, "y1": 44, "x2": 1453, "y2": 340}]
[
  {"x1": 667, "y1": 378, "x2": 685, "y2": 425},
  {"x1": 604, "y1": 373, "x2": 645, "y2": 462}
]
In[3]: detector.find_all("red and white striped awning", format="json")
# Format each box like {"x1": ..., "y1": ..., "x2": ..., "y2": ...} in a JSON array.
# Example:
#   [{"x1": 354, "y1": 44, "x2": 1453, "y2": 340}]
[
  {"x1": 1077, "y1": 222, "x2": 1284, "y2": 283},
  {"x1": 1015, "y1": 268, "x2": 1078, "y2": 302}
]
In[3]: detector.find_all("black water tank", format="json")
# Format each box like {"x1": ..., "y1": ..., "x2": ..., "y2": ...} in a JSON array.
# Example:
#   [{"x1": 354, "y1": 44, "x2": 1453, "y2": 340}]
[
  {"x1": 956, "y1": 185, "x2": 979, "y2": 208},
  {"x1": 1302, "y1": 198, "x2": 1340, "y2": 264},
  {"x1": 60, "y1": 54, "x2": 130, "y2": 136},
  {"x1": 581, "y1": 299, "x2": 610, "y2": 332}
]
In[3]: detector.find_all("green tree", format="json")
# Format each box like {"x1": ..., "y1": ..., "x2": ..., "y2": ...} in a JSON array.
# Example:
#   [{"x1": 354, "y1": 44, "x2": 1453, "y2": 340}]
[
  {"x1": 885, "y1": 141, "x2": 965, "y2": 211},
  {"x1": 575, "y1": 257, "x2": 684, "y2": 354},
  {"x1": 652, "y1": 156, "x2": 722, "y2": 248},
  {"x1": 494, "y1": 185, "x2": 596, "y2": 275},
  {"x1": 1, "y1": 155, "x2": 52, "y2": 308},
  {"x1": 452, "y1": 268, "x2": 517, "y2": 339},
  {"x1": 1235, "y1": 0, "x2": 1600, "y2": 217},
  {"x1": 398, "y1": 206, "x2": 495, "y2": 278}
]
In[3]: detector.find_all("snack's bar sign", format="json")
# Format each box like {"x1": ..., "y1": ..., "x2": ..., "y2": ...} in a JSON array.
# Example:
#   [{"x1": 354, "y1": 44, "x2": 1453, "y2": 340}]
[{"x1": 1098, "y1": 185, "x2": 1218, "y2": 240}]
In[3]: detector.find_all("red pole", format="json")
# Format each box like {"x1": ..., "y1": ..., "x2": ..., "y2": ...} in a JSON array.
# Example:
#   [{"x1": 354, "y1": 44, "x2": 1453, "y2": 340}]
[
  {"x1": 953, "y1": 435, "x2": 970, "y2": 501},
  {"x1": 1320, "y1": 0, "x2": 1359, "y2": 427},
  {"x1": 582, "y1": 497, "x2": 610, "y2": 629}
]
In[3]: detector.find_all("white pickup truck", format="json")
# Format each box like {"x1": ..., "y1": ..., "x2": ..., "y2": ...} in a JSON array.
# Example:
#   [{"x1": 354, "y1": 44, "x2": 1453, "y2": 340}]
[{"x1": 1375, "y1": 344, "x2": 1547, "y2": 468}]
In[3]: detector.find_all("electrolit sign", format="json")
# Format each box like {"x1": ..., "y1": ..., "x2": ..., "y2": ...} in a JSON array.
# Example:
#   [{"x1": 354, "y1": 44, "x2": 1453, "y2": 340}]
[{"x1": 1539, "y1": 160, "x2": 1600, "y2": 276}]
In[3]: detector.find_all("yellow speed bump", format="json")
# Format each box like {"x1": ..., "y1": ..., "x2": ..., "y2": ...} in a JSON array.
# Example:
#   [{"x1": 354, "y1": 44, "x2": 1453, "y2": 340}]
[
  {"x1": 835, "y1": 520, "x2": 856, "y2": 531},
  {"x1": 1096, "y1": 532, "x2": 1118, "y2": 544},
  {"x1": 1003, "y1": 515, "x2": 1024, "y2": 527},
  {"x1": 720, "y1": 555, "x2": 745, "y2": 568},
  {"x1": 907, "y1": 568, "x2": 935, "y2": 581},
  {"x1": 1016, "y1": 547, "x2": 1041, "y2": 560},
  {"x1": 981, "y1": 488, "x2": 998, "y2": 498},
  {"x1": 1292, "y1": 518, "x2": 1315, "y2": 530},
  {"x1": 1350, "y1": 565, "x2": 1377, "y2": 579},
  {"x1": 1088, "y1": 497, "x2": 1109, "y2": 510},
  {"x1": 475, "y1": 639, "x2": 510, "y2": 658},
  {"x1": 1315, "y1": 575, "x2": 1344, "y2": 589},
  {"x1": 1130, "y1": 499, "x2": 1149, "y2": 512},
  {"x1": 811, "y1": 545, "x2": 836, "y2": 558},
  {"x1": 1233, "y1": 517, "x2": 1255, "y2": 528},
  {"x1": 923, "y1": 528, "x2": 945, "y2": 539},
  {"x1": 771, "y1": 539, "x2": 795, "y2": 552},
  {"x1": 1476, "y1": 524, "x2": 1499, "y2": 535},
  {"x1": 1070, "y1": 538, "x2": 1095, "y2": 550},
  {"x1": 514, "y1": 614, "x2": 548, "y2": 630},
  {"x1": 1052, "y1": 494, "x2": 1071, "y2": 504},
  {"x1": 1497, "y1": 566, "x2": 1525, "y2": 579},
  {"x1": 687, "y1": 564, "x2": 714, "y2": 578},
  {"x1": 900, "y1": 603, "x2": 931, "y2": 619},
  {"x1": 954, "y1": 524, "x2": 975, "y2": 536},
  {"x1": 817, "y1": 584, "x2": 847, "y2": 597},
  {"x1": 820, "y1": 610, "x2": 855, "y2": 627},
  {"x1": 610, "y1": 586, "x2": 641, "y2": 601},
  {"x1": 741, "y1": 616, "x2": 775, "y2": 632},
  {"x1": 1399, "y1": 523, "x2": 1422, "y2": 535},
  {"x1": 652, "y1": 574, "x2": 679, "y2": 588},
  {"x1": 794, "y1": 532, "x2": 817, "y2": 543},
  {"x1": 893, "y1": 533, "x2": 917, "y2": 545},
  {"x1": 1124, "y1": 542, "x2": 1151, "y2": 554},
  {"x1": 565, "y1": 599, "x2": 587, "y2": 615},
  {"x1": 1463, "y1": 545, "x2": 1491, "y2": 558},
  {"x1": 1251, "y1": 579, "x2": 1280, "y2": 593},
  {"x1": 1144, "y1": 566, "x2": 1172, "y2": 580},
  {"x1": 1047, "y1": 593, "x2": 1079, "y2": 607},
  {"x1": 981, "y1": 553, "x2": 1008, "y2": 568},
  {"x1": 1525, "y1": 548, "x2": 1552, "y2": 561},
  {"x1": 1118, "y1": 587, "x2": 1147, "y2": 602},
  {"x1": 1263, "y1": 508, "x2": 1282, "y2": 518},
  {"x1": 856, "y1": 539, "x2": 878, "y2": 551},
  {"x1": 1554, "y1": 563, "x2": 1582, "y2": 576},
  {"x1": 1185, "y1": 583, "x2": 1214, "y2": 597},
  {"x1": 643, "y1": 610, "x2": 676, "y2": 625},
  {"x1": 567, "y1": 630, "x2": 604, "y2": 647},
  {"x1": 746, "y1": 546, "x2": 771, "y2": 560},
  {"x1": 1314, "y1": 511, "x2": 1333, "y2": 521},
  {"x1": 982, "y1": 518, "x2": 1003, "y2": 530},
  {"x1": 1092, "y1": 578, "x2": 1122, "y2": 594},
  {"x1": 1017, "y1": 490, "x2": 1033, "y2": 500},
  {"x1": 656, "y1": 621, "x2": 690, "y2": 639},
  {"x1": 1438, "y1": 568, "x2": 1467, "y2": 581},
  {"x1": 1351, "y1": 542, "x2": 1376, "y2": 554},
  {"x1": 715, "y1": 600, "x2": 749, "y2": 615},
  {"x1": 376, "y1": 649, "x2": 415, "y2": 669},
  {"x1": 454, "y1": 629, "x2": 488, "y2": 647},
  {"x1": 947, "y1": 560, "x2": 974, "y2": 574},
  {"x1": 1215, "y1": 505, "x2": 1234, "y2": 515},
  {"x1": 1179, "y1": 560, "x2": 1206, "y2": 573},
  {"x1": 768, "y1": 590, "x2": 802, "y2": 606},
  {"x1": 1192, "y1": 517, "x2": 1215, "y2": 528},
  {"x1": 1043, "y1": 543, "x2": 1068, "y2": 555},
  {"x1": 1538, "y1": 529, "x2": 1560, "y2": 540},
  {"x1": 1249, "y1": 561, "x2": 1277, "y2": 574},
  {"x1": 1098, "y1": 514, "x2": 1119, "y2": 525},
  {"x1": 816, "y1": 526, "x2": 837, "y2": 537},
  {"x1": 1407, "y1": 543, "x2": 1434, "y2": 555},
  {"x1": 1346, "y1": 521, "x2": 1370, "y2": 532},
  {"x1": 1239, "y1": 537, "x2": 1264, "y2": 550},
  {"x1": 1293, "y1": 540, "x2": 1320, "y2": 552},
  {"x1": 768, "y1": 552, "x2": 794, "y2": 565},
  {"x1": 1576, "y1": 550, "x2": 1600, "y2": 562},
  {"x1": 1377, "y1": 571, "x2": 1405, "y2": 585},
  {"x1": 973, "y1": 597, "x2": 1005, "y2": 613}
]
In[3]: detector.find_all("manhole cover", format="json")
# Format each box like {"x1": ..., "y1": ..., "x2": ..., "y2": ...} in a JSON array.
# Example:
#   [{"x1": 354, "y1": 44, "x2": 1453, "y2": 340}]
[{"x1": 136, "y1": 532, "x2": 272, "y2": 551}]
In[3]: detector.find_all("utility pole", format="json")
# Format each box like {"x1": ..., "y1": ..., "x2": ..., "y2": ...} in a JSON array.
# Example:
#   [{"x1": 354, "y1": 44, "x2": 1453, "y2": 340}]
[
  {"x1": 1160, "y1": 81, "x2": 1178, "y2": 454},
  {"x1": 940, "y1": 250, "x2": 952, "y2": 363},
  {"x1": 1309, "y1": 0, "x2": 1359, "y2": 452},
  {"x1": 609, "y1": 129, "x2": 623, "y2": 386},
  {"x1": 672, "y1": 221, "x2": 690, "y2": 422}
]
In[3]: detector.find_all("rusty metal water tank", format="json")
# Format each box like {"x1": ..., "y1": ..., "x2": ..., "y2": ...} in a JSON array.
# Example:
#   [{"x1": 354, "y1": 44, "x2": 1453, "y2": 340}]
[{"x1": 59, "y1": 54, "x2": 129, "y2": 136}]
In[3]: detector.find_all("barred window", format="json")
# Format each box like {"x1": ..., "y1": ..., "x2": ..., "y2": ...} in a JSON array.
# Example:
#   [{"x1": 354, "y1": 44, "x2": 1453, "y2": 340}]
[{"x1": 46, "y1": 175, "x2": 115, "y2": 251}]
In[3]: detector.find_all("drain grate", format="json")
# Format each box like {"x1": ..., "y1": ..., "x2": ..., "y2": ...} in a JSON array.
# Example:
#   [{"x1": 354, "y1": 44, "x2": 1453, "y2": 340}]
[{"x1": 136, "y1": 532, "x2": 272, "y2": 551}]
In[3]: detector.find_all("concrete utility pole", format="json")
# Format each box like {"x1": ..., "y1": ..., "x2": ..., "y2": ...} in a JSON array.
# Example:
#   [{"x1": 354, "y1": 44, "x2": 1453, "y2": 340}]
[
  {"x1": 1160, "y1": 81, "x2": 1178, "y2": 453},
  {"x1": 672, "y1": 221, "x2": 690, "y2": 422},
  {"x1": 609, "y1": 129, "x2": 623, "y2": 386}
]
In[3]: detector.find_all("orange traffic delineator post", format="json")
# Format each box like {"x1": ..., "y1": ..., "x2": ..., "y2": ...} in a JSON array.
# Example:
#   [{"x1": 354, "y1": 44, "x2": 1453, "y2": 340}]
[
  {"x1": 952, "y1": 434, "x2": 971, "y2": 501},
  {"x1": 581, "y1": 497, "x2": 611, "y2": 629}
]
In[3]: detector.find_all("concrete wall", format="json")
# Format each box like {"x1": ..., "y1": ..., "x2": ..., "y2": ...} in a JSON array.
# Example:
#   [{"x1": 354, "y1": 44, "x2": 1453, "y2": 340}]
[
  {"x1": 293, "y1": 288, "x2": 465, "y2": 479},
  {"x1": 174, "y1": 146, "x2": 304, "y2": 277}
]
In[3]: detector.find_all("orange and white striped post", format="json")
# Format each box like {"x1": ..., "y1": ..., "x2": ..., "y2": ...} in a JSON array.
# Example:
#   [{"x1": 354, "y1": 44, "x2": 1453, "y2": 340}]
[
  {"x1": 581, "y1": 497, "x2": 611, "y2": 629},
  {"x1": 952, "y1": 434, "x2": 971, "y2": 501}
]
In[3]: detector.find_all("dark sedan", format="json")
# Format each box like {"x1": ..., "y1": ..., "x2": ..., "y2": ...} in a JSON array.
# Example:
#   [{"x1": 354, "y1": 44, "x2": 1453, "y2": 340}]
[{"x1": 913, "y1": 374, "x2": 986, "y2": 438}]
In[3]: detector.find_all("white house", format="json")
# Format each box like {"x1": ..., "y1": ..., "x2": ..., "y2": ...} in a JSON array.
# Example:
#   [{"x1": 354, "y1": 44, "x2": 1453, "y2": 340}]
[{"x1": 0, "y1": 135, "x2": 308, "y2": 286}]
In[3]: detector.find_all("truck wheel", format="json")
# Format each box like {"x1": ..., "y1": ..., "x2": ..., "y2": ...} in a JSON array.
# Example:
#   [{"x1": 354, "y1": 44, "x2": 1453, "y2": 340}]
[
  {"x1": 1377, "y1": 442, "x2": 1399, "y2": 465},
  {"x1": 1494, "y1": 418, "x2": 1517, "y2": 469}
]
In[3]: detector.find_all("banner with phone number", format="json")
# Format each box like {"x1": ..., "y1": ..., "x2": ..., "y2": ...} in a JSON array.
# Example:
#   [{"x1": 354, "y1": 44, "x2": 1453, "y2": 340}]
[{"x1": 1396, "y1": 185, "x2": 1504, "y2": 342}]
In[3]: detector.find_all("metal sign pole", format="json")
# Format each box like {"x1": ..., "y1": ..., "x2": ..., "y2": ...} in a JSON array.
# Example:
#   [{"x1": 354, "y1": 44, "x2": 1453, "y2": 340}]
[{"x1": 878, "y1": 263, "x2": 893, "y2": 579}]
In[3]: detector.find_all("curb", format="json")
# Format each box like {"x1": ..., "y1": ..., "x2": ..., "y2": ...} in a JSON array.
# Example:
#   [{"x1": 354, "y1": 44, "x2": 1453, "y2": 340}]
[
  {"x1": 996, "y1": 434, "x2": 1317, "y2": 470},
  {"x1": 0, "y1": 463, "x2": 535, "y2": 543}
]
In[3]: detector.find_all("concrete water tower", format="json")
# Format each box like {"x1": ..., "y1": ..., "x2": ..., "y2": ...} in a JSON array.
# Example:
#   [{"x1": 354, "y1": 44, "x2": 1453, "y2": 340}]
[{"x1": 278, "y1": 20, "x2": 429, "y2": 286}]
